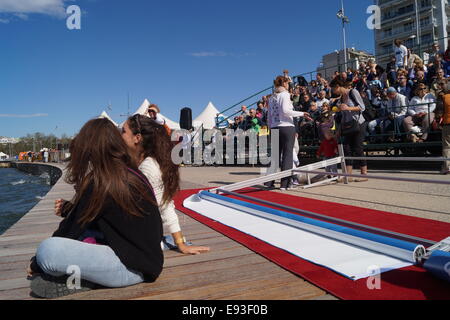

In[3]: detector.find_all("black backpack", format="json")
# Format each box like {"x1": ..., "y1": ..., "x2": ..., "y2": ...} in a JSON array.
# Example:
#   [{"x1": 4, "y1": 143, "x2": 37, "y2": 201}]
[
  {"x1": 349, "y1": 89, "x2": 376, "y2": 122},
  {"x1": 295, "y1": 76, "x2": 309, "y2": 87}
]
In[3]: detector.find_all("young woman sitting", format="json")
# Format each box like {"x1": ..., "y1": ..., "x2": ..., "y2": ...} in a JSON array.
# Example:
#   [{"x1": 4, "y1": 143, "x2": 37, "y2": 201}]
[
  {"x1": 28, "y1": 118, "x2": 164, "y2": 298},
  {"x1": 121, "y1": 114, "x2": 210, "y2": 255}
]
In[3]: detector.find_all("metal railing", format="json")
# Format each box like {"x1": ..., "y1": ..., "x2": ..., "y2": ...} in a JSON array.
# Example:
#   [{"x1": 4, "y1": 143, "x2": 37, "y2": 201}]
[
  {"x1": 220, "y1": 100, "x2": 441, "y2": 149},
  {"x1": 290, "y1": 101, "x2": 440, "y2": 147}
]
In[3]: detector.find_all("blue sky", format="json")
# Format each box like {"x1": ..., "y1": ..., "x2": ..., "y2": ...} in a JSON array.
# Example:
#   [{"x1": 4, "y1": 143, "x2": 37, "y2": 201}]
[{"x1": 1, "y1": 0, "x2": 374, "y2": 138}]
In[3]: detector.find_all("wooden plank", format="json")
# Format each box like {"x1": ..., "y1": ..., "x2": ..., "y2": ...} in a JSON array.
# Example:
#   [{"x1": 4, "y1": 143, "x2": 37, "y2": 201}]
[
  {"x1": 0, "y1": 268, "x2": 29, "y2": 282},
  {"x1": 58, "y1": 259, "x2": 305, "y2": 300},
  {"x1": 0, "y1": 287, "x2": 32, "y2": 300},
  {"x1": 0, "y1": 233, "x2": 50, "y2": 243},
  {"x1": 0, "y1": 247, "x2": 36, "y2": 258},
  {"x1": 0, "y1": 253, "x2": 34, "y2": 264},
  {"x1": 164, "y1": 247, "x2": 252, "y2": 268},
  {"x1": 136, "y1": 276, "x2": 324, "y2": 300},
  {"x1": 217, "y1": 279, "x2": 326, "y2": 300},
  {"x1": 0, "y1": 260, "x2": 29, "y2": 274},
  {"x1": 0, "y1": 278, "x2": 30, "y2": 291}
]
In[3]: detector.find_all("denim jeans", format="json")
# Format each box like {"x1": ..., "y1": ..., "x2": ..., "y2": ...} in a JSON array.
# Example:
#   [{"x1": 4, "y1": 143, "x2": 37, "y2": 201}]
[{"x1": 36, "y1": 237, "x2": 144, "y2": 288}]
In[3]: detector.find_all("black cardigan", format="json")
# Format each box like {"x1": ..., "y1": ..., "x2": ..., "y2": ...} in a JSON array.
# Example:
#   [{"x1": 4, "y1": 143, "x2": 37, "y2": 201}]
[{"x1": 50, "y1": 177, "x2": 164, "y2": 282}]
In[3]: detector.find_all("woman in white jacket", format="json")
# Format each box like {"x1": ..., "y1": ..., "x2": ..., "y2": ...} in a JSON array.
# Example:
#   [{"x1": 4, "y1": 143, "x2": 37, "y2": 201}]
[
  {"x1": 121, "y1": 114, "x2": 210, "y2": 255},
  {"x1": 266, "y1": 76, "x2": 311, "y2": 190}
]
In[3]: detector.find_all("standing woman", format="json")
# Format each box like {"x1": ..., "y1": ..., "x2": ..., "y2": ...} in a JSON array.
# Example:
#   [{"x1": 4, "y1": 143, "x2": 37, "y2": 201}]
[
  {"x1": 122, "y1": 115, "x2": 210, "y2": 255},
  {"x1": 266, "y1": 76, "x2": 310, "y2": 190},
  {"x1": 28, "y1": 118, "x2": 164, "y2": 298},
  {"x1": 330, "y1": 78, "x2": 368, "y2": 181}
]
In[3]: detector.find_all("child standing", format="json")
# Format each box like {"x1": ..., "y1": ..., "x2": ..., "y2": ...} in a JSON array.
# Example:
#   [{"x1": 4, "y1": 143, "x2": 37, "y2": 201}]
[{"x1": 317, "y1": 130, "x2": 338, "y2": 174}]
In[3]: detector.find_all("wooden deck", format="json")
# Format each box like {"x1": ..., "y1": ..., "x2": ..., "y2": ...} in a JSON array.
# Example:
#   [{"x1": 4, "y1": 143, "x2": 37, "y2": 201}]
[{"x1": 0, "y1": 163, "x2": 333, "y2": 300}]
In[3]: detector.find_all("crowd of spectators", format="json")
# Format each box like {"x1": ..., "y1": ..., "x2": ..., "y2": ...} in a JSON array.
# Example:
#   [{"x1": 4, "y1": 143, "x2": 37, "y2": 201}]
[{"x1": 226, "y1": 39, "x2": 449, "y2": 147}]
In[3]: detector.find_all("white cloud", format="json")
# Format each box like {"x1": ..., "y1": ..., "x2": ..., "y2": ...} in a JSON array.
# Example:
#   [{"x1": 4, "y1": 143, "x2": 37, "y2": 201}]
[
  {"x1": 14, "y1": 13, "x2": 29, "y2": 20},
  {"x1": 188, "y1": 51, "x2": 252, "y2": 58},
  {"x1": 0, "y1": 17, "x2": 9, "y2": 23},
  {"x1": 189, "y1": 51, "x2": 229, "y2": 58},
  {"x1": 0, "y1": 0, "x2": 72, "y2": 19},
  {"x1": 0, "y1": 113, "x2": 49, "y2": 118}
]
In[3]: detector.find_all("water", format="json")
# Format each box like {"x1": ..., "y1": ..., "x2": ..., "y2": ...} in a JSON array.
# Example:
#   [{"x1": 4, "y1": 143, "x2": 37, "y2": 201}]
[{"x1": 0, "y1": 168, "x2": 52, "y2": 235}]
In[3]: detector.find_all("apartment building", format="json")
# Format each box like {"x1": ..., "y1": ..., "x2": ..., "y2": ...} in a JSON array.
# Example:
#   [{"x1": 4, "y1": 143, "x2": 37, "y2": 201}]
[{"x1": 374, "y1": 0, "x2": 449, "y2": 67}]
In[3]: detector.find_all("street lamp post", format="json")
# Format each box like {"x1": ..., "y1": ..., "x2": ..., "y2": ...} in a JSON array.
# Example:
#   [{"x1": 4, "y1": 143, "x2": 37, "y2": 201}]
[
  {"x1": 337, "y1": 0, "x2": 350, "y2": 71},
  {"x1": 414, "y1": 0, "x2": 421, "y2": 57}
]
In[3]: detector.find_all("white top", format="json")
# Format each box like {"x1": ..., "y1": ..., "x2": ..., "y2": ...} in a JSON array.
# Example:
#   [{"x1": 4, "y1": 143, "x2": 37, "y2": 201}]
[
  {"x1": 316, "y1": 98, "x2": 330, "y2": 109},
  {"x1": 408, "y1": 93, "x2": 436, "y2": 116},
  {"x1": 394, "y1": 45, "x2": 408, "y2": 67},
  {"x1": 139, "y1": 157, "x2": 181, "y2": 234},
  {"x1": 386, "y1": 93, "x2": 408, "y2": 116},
  {"x1": 268, "y1": 87, "x2": 304, "y2": 128}
]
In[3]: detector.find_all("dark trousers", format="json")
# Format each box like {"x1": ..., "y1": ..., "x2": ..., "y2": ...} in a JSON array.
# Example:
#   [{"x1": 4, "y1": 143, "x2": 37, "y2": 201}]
[
  {"x1": 343, "y1": 122, "x2": 367, "y2": 168},
  {"x1": 267, "y1": 126, "x2": 296, "y2": 188}
]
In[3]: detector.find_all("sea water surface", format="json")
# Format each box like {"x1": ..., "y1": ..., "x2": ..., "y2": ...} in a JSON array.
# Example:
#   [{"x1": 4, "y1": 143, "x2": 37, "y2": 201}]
[{"x1": 0, "y1": 168, "x2": 52, "y2": 235}]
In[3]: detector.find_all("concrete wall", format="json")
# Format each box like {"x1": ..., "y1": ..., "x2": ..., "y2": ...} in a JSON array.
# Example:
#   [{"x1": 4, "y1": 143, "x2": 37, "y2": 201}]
[{"x1": 11, "y1": 162, "x2": 63, "y2": 186}]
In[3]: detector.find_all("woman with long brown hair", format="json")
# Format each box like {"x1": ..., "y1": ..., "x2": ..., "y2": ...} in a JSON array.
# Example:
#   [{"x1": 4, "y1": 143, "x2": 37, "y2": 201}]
[
  {"x1": 122, "y1": 114, "x2": 210, "y2": 255},
  {"x1": 28, "y1": 118, "x2": 164, "y2": 298}
]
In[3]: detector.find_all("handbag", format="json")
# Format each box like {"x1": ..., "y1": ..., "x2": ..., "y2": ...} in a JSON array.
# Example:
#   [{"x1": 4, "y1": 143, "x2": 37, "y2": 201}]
[
  {"x1": 340, "y1": 111, "x2": 360, "y2": 137},
  {"x1": 349, "y1": 89, "x2": 376, "y2": 122}
]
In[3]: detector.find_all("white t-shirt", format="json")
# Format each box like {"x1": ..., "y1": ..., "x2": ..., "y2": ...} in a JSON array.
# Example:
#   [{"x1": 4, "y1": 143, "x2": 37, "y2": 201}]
[
  {"x1": 394, "y1": 45, "x2": 408, "y2": 67},
  {"x1": 268, "y1": 88, "x2": 304, "y2": 128},
  {"x1": 139, "y1": 157, "x2": 181, "y2": 234},
  {"x1": 316, "y1": 98, "x2": 330, "y2": 109},
  {"x1": 408, "y1": 93, "x2": 436, "y2": 115}
]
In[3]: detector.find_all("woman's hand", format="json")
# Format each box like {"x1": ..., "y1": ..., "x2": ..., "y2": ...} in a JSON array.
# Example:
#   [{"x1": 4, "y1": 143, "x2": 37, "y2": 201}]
[
  {"x1": 303, "y1": 112, "x2": 312, "y2": 121},
  {"x1": 27, "y1": 257, "x2": 39, "y2": 277},
  {"x1": 339, "y1": 104, "x2": 351, "y2": 111},
  {"x1": 177, "y1": 243, "x2": 210, "y2": 255},
  {"x1": 54, "y1": 199, "x2": 65, "y2": 217},
  {"x1": 26, "y1": 263, "x2": 34, "y2": 277}
]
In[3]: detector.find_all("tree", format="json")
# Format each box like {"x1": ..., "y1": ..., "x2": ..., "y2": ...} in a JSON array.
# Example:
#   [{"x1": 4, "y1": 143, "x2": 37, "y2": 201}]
[{"x1": 0, "y1": 133, "x2": 72, "y2": 157}]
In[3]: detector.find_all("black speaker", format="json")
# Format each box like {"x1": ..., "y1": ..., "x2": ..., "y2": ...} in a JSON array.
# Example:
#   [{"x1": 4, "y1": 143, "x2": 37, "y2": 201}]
[
  {"x1": 57, "y1": 143, "x2": 69, "y2": 151},
  {"x1": 180, "y1": 107, "x2": 193, "y2": 130}
]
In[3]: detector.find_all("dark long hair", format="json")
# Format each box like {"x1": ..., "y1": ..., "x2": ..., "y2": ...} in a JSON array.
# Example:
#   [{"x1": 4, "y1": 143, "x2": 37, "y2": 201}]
[
  {"x1": 66, "y1": 118, "x2": 155, "y2": 226},
  {"x1": 128, "y1": 115, "x2": 180, "y2": 205}
]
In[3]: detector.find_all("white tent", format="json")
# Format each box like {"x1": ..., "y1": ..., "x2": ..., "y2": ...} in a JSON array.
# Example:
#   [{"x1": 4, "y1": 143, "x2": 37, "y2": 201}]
[
  {"x1": 99, "y1": 111, "x2": 119, "y2": 127},
  {"x1": 193, "y1": 102, "x2": 230, "y2": 130},
  {"x1": 0, "y1": 152, "x2": 9, "y2": 160},
  {"x1": 127, "y1": 99, "x2": 181, "y2": 130}
]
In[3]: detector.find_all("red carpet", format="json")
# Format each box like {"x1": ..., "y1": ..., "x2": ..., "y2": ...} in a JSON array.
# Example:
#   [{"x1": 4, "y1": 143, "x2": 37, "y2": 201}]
[{"x1": 173, "y1": 188, "x2": 450, "y2": 300}]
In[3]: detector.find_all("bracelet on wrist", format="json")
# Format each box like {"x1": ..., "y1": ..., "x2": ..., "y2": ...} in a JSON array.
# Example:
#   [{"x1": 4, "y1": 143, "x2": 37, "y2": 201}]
[{"x1": 175, "y1": 236, "x2": 186, "y2": 246}]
